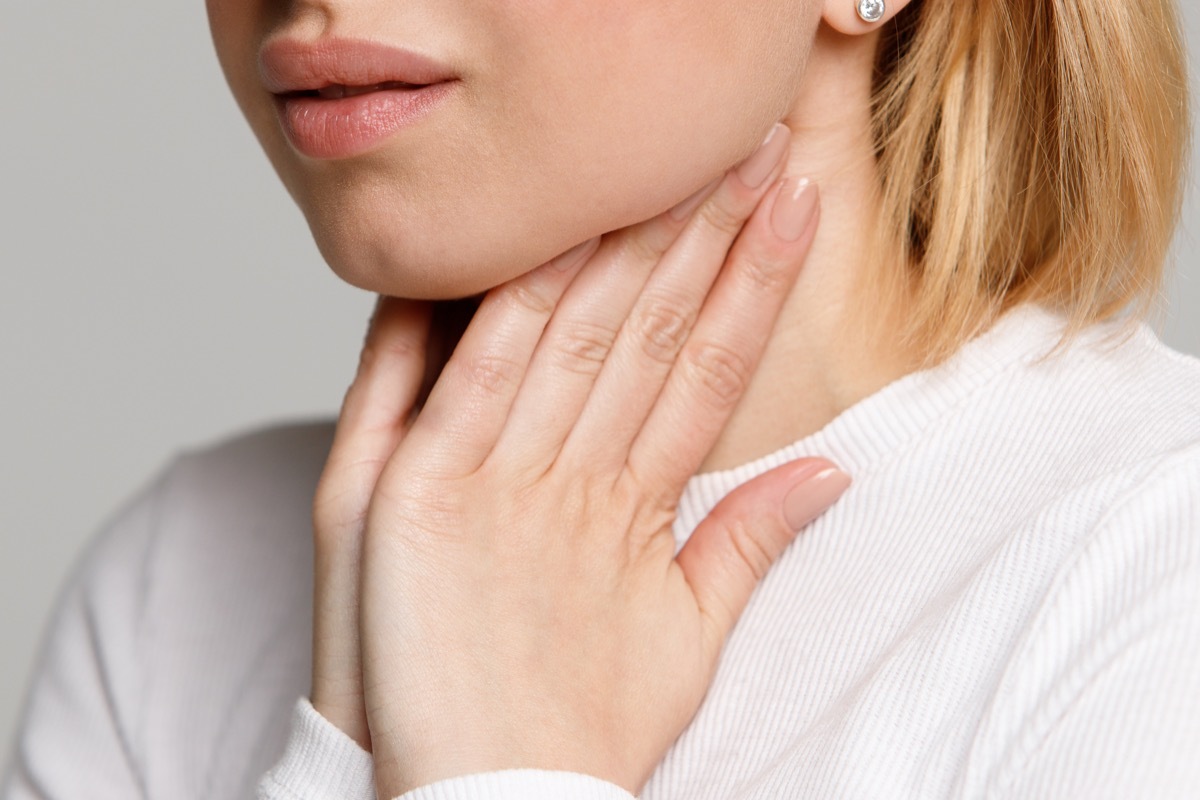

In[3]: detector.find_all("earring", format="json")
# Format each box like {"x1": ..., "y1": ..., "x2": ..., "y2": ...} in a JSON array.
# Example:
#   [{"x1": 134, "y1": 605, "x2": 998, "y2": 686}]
[{"x1": 856, "y1": 0, "x2": 885, "y2": 23}]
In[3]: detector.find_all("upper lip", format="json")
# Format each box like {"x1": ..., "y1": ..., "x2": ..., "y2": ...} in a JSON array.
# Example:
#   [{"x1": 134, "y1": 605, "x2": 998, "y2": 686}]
[{"x1": 258, "y1": 36, "x2": 457, "y2": 94}]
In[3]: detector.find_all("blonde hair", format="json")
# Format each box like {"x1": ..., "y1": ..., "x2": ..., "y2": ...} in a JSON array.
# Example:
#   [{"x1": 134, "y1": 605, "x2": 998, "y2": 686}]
[{"x1": 869, "y1": 0, "x2": 1190, "y2": 364}]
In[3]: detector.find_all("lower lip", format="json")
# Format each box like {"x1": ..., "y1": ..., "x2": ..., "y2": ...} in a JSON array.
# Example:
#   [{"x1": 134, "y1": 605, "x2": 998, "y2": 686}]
[{"x1": 274, "y1": 81, "x2": 456, "y2": 160}]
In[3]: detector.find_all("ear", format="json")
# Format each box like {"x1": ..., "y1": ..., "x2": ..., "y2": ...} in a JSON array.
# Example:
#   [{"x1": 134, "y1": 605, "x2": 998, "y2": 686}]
[{"x1": 822, "y1": 0, "x2": 915, "y2": 36}]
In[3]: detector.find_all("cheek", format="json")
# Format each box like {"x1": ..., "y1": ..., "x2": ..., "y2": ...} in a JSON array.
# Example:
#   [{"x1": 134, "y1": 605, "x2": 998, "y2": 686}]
[
  {"x1": 212, "y1": 1, "x2": 814, "y2": 300},
  {"x1": 206, "y1": 0, "x2": 279, "y2": 148},
  {"x1": 481, "y1": 2, "x2": 813, "y2": 236},
  {"x1": 205, "y1": 0, "x2": 250, "y2": 97}
]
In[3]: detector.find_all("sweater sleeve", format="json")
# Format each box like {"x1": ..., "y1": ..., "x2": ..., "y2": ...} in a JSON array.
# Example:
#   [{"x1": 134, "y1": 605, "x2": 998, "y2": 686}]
[
  {"x1": 258, "y1": 698, "x2": 637, "y2": 800},
  {"x1": 389, "y1": 771, "x2": 638, "y2": 800},
  {"x1": 255, "y1": 698, "x2": 376, "y2": 800},
  {"x1": 0, "y1": 473, "x2": 166, "y2": 799},
  {"x1": 982, "y1": 451, "x2": 1200, "y2": 799}
]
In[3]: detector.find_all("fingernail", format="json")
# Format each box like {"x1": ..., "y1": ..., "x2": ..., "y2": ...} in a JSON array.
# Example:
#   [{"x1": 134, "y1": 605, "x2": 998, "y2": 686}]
[
  {"x1": 770, "y1": 177, "x2": 819, "y2": 242},
  {"x1": 735, "y1": 123, "x2": 790, "y2": 189},
  {"x1": 783, "y1": 465, "x2": 851, "y2": 531},
  {"x1": 669, "y1": 176, "x2": 721, "y2": 221}
]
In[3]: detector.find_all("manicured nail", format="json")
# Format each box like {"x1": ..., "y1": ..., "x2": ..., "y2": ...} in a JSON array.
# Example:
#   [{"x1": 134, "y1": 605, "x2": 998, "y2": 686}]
[
  {"x1": 783, "y1": 465, "x2": 851, "y2": 531},
  {"x1": 669, "y1": 176, "x2": 721, "y2": 221},
  {"x1": 736, "y1": 123, "x2": 790, "y2": 189},
  {"x1": 770, "y1": 177, "x2": 819, "y2": 242}
]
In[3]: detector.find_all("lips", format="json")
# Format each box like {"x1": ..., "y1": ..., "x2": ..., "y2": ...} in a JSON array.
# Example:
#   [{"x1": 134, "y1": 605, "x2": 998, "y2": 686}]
[
  {"x1": 258, "y1": 36, "x2": 459, "y2": 160},
  {"x1": 258, "y1": 36, "x2": 457, "y2": 96},
  {"x1": 299, "y1": 81, "x2": 421, "y2": 99}
]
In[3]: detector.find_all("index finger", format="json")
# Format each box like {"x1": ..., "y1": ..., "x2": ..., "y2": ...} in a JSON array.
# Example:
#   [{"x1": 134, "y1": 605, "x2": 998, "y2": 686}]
[{"x1": 626, "y1": 177, "x2": 821, "y2": 495}]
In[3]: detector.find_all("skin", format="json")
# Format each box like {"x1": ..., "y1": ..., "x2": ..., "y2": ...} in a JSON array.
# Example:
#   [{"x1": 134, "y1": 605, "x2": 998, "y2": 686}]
[
  {"x1": 208, "y1": 1, "x2": 814, "y2": 298},
  {"x1": 331, "y1": 159, "x2": 839, "y2": 794},
  {"x1": 206, "y1": 0, "x2": 916, "y2": 796},
  {"x1": 207, "y1": 0, "x2": 919, "y2": 474}
]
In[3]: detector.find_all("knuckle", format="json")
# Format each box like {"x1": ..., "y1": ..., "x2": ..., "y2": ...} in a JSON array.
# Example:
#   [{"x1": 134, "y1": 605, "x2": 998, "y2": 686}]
[
  {"x1": 725, "y1": 518, "x2": 776, "y2": 583},
  {"x1": 462, "y1": 352, "x2": 521, "y2": 396},
  {"x1": 554, "y1": 322, "x2": 615, "y2": 376},
  {"x1": 630, "y1": 525, "x2": 678, "y2": 567},
  {"x1": 367, "y1": 477, "x2": 452, "y2": 539},
  {"x1": 695, "y1": 193, "x2": 749, "y2": 237},
  {"x1": 684, "y1": 342, "x2": 750, "y2": 408},
  {"x1": 735, "y1": 251, "x2": 790, "y2": 294},
  {"x1": 500, "y1": 279, "x2": 556, "y2": 317},
  {"x1": 631, "y1": 300, "x2": 694, "y2": 365},
  {"x1": 615, "y1": 227, "x2": 670, "y2": 266},
  {"x1": 356, "y1": 345, "x2": 376, "y2": 375},
  {"x1": 357, "y1": 334, "x2": 418, "y2": 375}
]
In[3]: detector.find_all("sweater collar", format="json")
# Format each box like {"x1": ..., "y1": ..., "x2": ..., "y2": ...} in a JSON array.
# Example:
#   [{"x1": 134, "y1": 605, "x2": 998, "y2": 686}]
[{"x1": 672, "y1": 303, "x2": 1085, "y2": 543}]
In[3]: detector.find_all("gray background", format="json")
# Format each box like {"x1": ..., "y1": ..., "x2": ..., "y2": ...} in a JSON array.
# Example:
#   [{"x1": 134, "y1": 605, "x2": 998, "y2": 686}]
[{"x1": 1, "y1": 1, "x2": 1197, "y2": 764}]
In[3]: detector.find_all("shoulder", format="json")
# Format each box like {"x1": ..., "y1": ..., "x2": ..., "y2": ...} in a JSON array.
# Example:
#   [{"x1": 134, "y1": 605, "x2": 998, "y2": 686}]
[
  {"x1": 165, "y1": 418, "x2": 337, "y2": 511},
  {"x1": 960, "y1": 443, "x2": 1200, "y2": 797},
  {"x1": 159, "y1": 418, "x2": 337, "y2": 539},
  {"x1": 11, "y1": 420, "x2": 337, "y2": 798},
  {"x1": 69, "y1": 417, "x2": 336, "y2": 624},
  {"x1": 107, "y1": 416, "x2": 336, "y2": 653},
  {"x1": 82, "y1": 418, "x2": 337, "y2": 607},
  {"x1": 946, "y1": 328, "x2": 1200, "y2": 793},
  {"x1": 1045, "y1": 316, "x2": 1200, "y2": 491},
  {"x1": 72, "y1": 419, "x2": 336, "y2": 793},
  {"x1": 998, "y1": 310, "x2": 1200, "y2": 459},
  {"x1": 972, "y1": 314, "x2": 1200, "y2": 628},
  {"x1": 918, "y1": 309, "x2": 1200, "y2": 513}
]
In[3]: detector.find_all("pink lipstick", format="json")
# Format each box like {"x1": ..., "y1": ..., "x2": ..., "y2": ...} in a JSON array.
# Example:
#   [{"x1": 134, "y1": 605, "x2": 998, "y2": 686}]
[{"x1": 259, "y1": 37, "x2": 458, "y2": 160}]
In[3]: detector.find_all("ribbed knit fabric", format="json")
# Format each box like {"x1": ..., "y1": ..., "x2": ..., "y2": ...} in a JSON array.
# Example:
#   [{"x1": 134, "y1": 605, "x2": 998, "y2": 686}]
[
  {"x1": 256, "y1": 700, "x2": 376, "y2": 800},
  {"x1": 3, "y1": 303, "x2": 1199, "y2": 800}
]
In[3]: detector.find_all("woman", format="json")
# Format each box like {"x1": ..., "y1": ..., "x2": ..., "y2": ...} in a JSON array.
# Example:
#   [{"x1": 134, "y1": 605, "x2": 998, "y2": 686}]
[{"x1": 5, "y1": 0, "x2": 1198, "y2": 798}]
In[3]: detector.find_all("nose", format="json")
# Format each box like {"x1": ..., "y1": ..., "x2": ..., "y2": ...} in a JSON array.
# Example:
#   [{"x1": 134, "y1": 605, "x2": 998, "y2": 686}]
[
  {"x1": 266, "y1": 0, "x2": 337, "y2": 36},
  {"x1": 263, "y1": 0, "x2": 407, "y2": 43}
]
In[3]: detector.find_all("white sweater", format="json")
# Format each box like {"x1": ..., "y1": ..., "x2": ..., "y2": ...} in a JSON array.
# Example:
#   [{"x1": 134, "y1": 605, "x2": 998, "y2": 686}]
[{"x1": 3, "y1": 304, "x2": 1199, "y2": 799}]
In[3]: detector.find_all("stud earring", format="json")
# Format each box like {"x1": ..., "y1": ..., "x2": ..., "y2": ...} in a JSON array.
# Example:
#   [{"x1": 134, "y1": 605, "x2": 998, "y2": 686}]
[{"x1": 856, "y1": 0, "x2": 885, "y2": 23}]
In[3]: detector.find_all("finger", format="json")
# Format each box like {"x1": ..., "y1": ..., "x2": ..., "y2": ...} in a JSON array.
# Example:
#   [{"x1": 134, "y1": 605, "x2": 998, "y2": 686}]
[
  {"x1": 505, "y1": 123, "x2": 791, "y2": 470},
  {"x1": 400, "y1": 238, "x2": 596, "y2": 475},
  {"x1": 315, "y1": 295, "x2": 433, "y2": 539},
  {"x1": 481, "y1": 173, "x2": 726, "y2": 468},
  {"x1": 311, "y1": 295, "x2": 433, "y2": 750},
  {"x1": 674, "y1": 459, "x2": 851, "y2": 664},
  {"x1": 626, "y1": 177, "x2": 819, "y2": 494}
]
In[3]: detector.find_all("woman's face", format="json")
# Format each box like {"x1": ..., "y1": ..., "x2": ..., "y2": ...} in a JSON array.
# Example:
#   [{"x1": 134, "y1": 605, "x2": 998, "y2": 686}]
[{"x1": 207, "y1": 1, "x2": 820, "y2": 298}]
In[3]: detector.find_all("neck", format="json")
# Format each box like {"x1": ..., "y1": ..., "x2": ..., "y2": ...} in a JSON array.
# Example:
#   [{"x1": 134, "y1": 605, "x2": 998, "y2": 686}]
[{"x1": 698, "y1": 26, "x2": 921, "y2": 473}]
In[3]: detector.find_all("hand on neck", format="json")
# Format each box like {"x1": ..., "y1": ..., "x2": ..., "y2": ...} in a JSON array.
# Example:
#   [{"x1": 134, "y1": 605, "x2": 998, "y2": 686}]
[{"x1": 697, "y1": 24, "x2": 921, "y2": 474}]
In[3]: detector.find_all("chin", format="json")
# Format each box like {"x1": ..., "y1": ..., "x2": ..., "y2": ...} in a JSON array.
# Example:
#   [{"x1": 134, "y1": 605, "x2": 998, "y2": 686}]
[
  {"x1": 284, "y1": 125, "x2": 717, "y2": 300},
  {"x1": 296, "y1": 172, "x2": 661, "y2": 300},
  {"x1": 306, "y1": 209, "x2": 567, "y2": 300}
]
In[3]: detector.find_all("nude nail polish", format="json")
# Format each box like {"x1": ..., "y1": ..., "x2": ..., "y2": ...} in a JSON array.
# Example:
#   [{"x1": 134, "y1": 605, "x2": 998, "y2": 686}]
[
  {"x1": 736, "y1": 123, "x2": 790, "y2": 189},
  {"x1": 783, "y1": 465, "x2": 851, "y2": 531},
  {"x1": 770, "y1": 178, "x2": 819, "y2": 242}
]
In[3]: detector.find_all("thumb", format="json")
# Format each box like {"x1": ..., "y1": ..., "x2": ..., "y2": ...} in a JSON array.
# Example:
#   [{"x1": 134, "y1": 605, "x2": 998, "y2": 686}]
[
  {"x1": 675, "y1": 458, "x2": 851, "y2": 662},
  {"x1": 311, "y1": 295, "x2": 433, "y2": 752}
]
